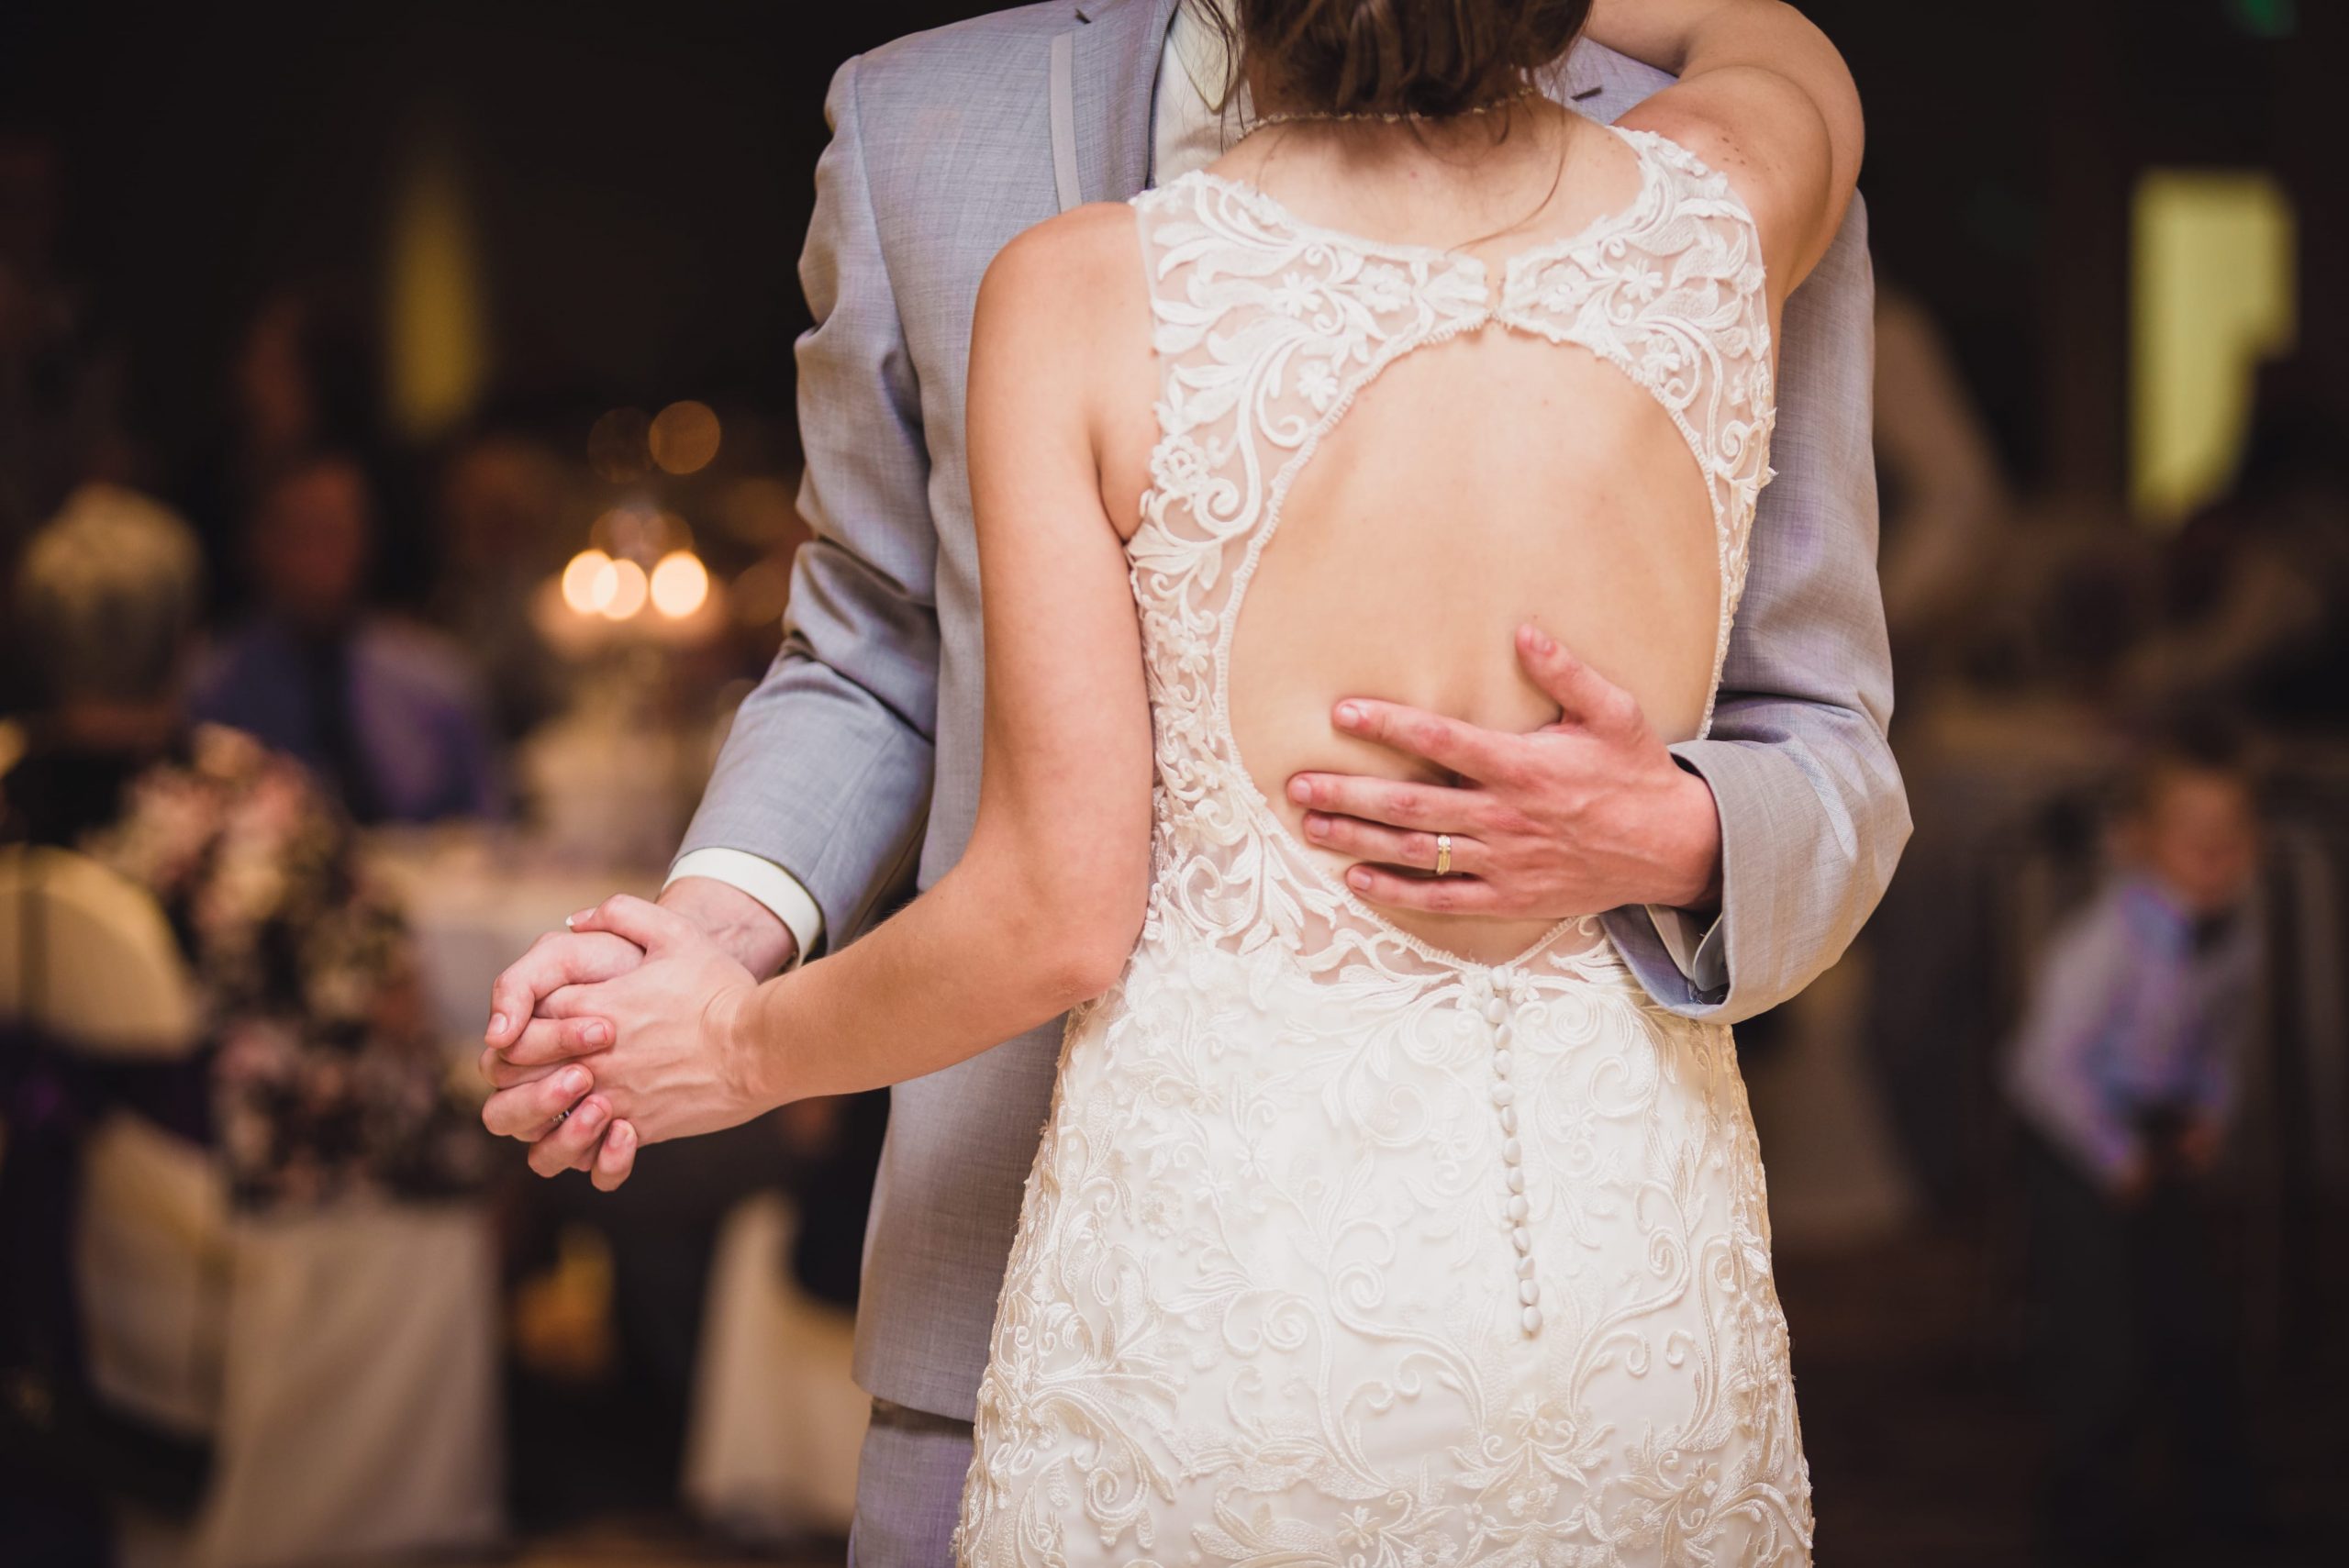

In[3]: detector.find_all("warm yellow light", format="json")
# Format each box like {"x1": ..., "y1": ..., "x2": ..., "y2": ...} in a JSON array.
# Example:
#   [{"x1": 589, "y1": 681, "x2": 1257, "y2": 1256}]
[
  {"x1": 600, "y1": 558, "x2": 649, "y2": 619},
  {"x1": 650, "y1": 550, "x2": 709, "y2": 618},
  {"x1": 2132, "y1": 171, "x2": 2297, "y2": 525},
  {"x1": 650, "y1": 401, "x2": 722, "y2": 475},
  {"x1": 386, "y1": 131, "x2": 487, "y2": 441},
  {"x1": 561, "y1": 549, "x2": 615, "y2": 615}
]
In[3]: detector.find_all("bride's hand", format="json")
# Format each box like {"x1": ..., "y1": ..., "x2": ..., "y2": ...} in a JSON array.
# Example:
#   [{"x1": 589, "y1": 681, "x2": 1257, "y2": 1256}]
[{"x1": 484, "y1": 895, "x2": 769, "y2": 1180}]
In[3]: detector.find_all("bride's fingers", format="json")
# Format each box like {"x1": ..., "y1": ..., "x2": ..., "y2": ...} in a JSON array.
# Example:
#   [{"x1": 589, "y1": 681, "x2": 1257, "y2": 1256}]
[
  {"x1": 497, "y1": 1013, "x2": 613, "y2": 1071},
  {"x1": 483, "y1": 1066, "x2": 593, "y2": 1139},
  {"x1": 591, "y1": 1119, "x2": 639, "y2": 1192},
  {"x1": 516, "y1": 1115, "x2": 598, "y2": 1171},
  {"x1": 1344, "y1": 862, "x2": 1504, "y2": 917},
  {"x1": 565, "y1": 893, "x2": 693, "y2": 953},
  {"x1": 1300, "y1": 812, "x2": 1481, "y2": 875},
  {"x1": 479, "y1": 1044, "x2": 556, "y2": 1090},
  {"x1": 480, "y1": 1042, "x2": 611, "y2": 1091},
  {"x1": 527, "y1": 1095, "x2": 611, "y2": 1178}
]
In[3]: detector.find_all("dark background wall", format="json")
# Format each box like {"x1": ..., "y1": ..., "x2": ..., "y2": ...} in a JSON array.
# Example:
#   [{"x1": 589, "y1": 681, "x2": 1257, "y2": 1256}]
[{"x1": 2, "y1": 0, "x2": 2338, "y2": 494}]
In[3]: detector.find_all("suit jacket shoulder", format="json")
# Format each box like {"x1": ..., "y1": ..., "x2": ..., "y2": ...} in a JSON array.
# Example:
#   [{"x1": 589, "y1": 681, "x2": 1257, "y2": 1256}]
[{"x1": 848, "y1": 2, "x2": 1076, "y2": 209}]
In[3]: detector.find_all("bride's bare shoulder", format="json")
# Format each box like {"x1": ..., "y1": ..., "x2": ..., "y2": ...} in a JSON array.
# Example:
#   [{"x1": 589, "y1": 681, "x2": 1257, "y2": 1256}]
[
  {"x1": 971, "y1": 203, "x2": 1154, "y2": 443},
  {"x1": 977, "y1": 202, "x2": 1146, "y2": 326},
  {"x1": 973, "y1": 202, "x2": 1149, "y2": 377}
]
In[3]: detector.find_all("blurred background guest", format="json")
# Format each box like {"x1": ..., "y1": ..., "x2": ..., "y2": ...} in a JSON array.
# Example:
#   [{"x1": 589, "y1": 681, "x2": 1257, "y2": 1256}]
[
  {"x1": 0, "y1": 130, "x2": 136, "y2": 714},
  {"x1": 2006, "y1": 720, "x2": 2266, "y2": 1562},
  {"x1": 178, "y1": 284, "x2": 427, "y2": 612},
  {"x1": 190, "y1": 450, "x2": 503, "y2": 824},
  {"x1": 2, "y1": 484, "x2": 494, "y2": 1563},
  {"x1": 431, "y1": 428, "x2": 575, "y2": 744},
  {"x1": 2122, "y1": 363, "x2": 2349, "y2": 732},
  {"x1": 3, "y1": 484, "x2": 485, "y2": 1204}
]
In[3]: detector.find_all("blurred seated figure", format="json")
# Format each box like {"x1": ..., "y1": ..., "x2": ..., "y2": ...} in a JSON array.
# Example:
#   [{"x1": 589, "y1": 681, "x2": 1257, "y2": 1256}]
[
  {"x1": 191, "y1": 451, "x2": 502, "y2": 825},
  {"x1": 178, "y1": 284, "x2": 424, "y2": 616},
  {"x1": 1860, "y1": 495, "x2": 2157, "y2": 1213},
  {"x1": 2123, "y1": 363, "x2": 2349, "y2": 734},
  {"x1": 8, "y1": 484, "x2": 481, "y2": 1205},
  {"x1": 2003, "y1": 719, "x2": 2266, "y2": 1562},
  {"x1": 431, "y1": 430, "x2": 573, "y2": 743},
  {"x1": 4, "y1": 484, "x2": 498, "y2": 1563}
]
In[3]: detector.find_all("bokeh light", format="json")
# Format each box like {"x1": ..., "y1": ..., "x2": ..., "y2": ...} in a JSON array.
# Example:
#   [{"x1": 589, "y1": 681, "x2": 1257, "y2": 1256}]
[
  {"x1": 650, "y1": 550, "x2": 709, "y2": 618},
  {"x1": 591, "y1": 505, "x2": 690, "y2": 560},
  {"x1": 560, "y1": 548, "x2": 615, "y2": 615},
  {"x1": 586, "y1": 407, "x2": 651, "y2": 484},
  {"x1": 599, "y1": 557, "x2": 648, "y2": 619},
  {"x1": 650, "y1": 400, "x2": 722, "y2": 475}
]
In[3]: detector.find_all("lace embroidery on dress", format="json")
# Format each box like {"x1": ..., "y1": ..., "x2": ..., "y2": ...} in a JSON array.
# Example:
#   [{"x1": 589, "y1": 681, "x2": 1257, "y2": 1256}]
[
  {"x1": 956, "y1": 123, "x2": 1809, "y2": 1568},
  {"x1": 1130, "y1": 124, "x2": 1775, "y2": 995}
]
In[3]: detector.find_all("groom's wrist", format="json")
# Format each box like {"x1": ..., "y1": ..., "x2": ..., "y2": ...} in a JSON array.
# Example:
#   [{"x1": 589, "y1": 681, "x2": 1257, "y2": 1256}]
[
  {"x1": 1648, "y1": 762, "x2": 1724, "y2": 914},
  {"x1": 662, "y1": 876, "x2": 800, "y2": 975}
]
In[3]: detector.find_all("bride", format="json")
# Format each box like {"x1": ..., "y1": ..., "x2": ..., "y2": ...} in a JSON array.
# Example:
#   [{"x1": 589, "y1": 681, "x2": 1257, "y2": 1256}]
[{"x1": 509, "y1": 0, "x2": 1858, "y2": 1558}]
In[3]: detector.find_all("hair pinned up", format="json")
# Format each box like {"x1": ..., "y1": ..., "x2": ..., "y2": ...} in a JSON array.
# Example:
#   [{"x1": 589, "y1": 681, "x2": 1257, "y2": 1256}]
[{"x1": 1199, "y1": 0, "x2": 1594, "y2": 122}]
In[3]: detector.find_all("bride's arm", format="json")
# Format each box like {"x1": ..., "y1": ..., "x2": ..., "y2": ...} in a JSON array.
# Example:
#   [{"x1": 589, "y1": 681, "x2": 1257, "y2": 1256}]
[
  {"x1": 1583, "y1": 0, "x2": 1863, "y2": 295},
  {"x1": 729, "y1": 207, "x2": 1156, "y2": 1101},
  {"x1": 538, "y1": 208, "x2": 1155, "y2": 1149}
]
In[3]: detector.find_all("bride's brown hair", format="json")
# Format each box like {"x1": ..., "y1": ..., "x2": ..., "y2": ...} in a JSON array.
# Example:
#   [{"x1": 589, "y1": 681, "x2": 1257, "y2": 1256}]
[{"x1": 1201, "y1": 0, "x2": 1595, "y2": 121}]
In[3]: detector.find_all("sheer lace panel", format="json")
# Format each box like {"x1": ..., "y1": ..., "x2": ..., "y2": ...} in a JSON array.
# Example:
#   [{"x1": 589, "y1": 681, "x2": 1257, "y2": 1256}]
[
  {"x1": 952, "y1": 131, "x2": 1808, "y2": 1562},
  {"x1": 1128, "y1": 124, "x2": 1776, "y2": 989}
]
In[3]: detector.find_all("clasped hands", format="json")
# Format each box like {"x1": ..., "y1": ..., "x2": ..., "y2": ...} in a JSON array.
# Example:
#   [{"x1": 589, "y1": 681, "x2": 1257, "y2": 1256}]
[
  {"x1": 476, "y1": 895, "x2": 767, "y2": 1189},
  {"x1": 477, "y1": 626, "x2": 1721, "y2": 1187}
]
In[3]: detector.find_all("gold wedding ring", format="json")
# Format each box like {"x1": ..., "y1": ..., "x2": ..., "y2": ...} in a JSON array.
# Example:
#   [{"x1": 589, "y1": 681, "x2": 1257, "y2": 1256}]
[{"x1": 1435, "y1": 834, "x2": 1453, "y2": 876}]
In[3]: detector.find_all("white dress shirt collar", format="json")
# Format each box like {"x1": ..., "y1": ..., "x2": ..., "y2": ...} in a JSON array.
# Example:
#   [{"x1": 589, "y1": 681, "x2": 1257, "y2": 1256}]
[{"x1": 1152, "y1": 0, "x2": 1247, "y2": 183}]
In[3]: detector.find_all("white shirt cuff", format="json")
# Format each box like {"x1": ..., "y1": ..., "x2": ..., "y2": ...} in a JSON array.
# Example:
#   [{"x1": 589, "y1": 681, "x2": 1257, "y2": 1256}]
[
  {"x1": 666, "y1": 848, "x2": 825, "y2": 972},
  {"x1": 1644, "y1": 904, "x2": 1728, "y2": 995}
]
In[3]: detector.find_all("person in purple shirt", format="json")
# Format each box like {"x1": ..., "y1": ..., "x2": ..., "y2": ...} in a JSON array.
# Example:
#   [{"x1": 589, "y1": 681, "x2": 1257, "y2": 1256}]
[
  {"x1": 190, "y1": 450, "x2": 502, "y2": 825},
  {"x1": 2005, "y1": 722, "x2": 2267, "y2": 1562}
]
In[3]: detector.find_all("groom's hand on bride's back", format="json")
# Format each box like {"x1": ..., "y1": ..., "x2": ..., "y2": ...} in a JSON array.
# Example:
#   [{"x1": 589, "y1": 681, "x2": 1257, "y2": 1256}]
[{"x1": 1286, "y1": 625, "x2": 1724, "y2": 919}]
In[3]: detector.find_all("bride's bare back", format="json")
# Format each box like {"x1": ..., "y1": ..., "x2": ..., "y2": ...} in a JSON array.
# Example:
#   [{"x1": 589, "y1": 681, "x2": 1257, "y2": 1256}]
[{"x1": 1096, "y1": 106, "x2": 1755, "y2": 963}]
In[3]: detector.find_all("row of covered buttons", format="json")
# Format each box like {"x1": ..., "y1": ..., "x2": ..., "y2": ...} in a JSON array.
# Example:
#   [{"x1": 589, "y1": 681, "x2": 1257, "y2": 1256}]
[{"x1": 1470, "y1": 975, "x2": 1542, "y2": 1336}]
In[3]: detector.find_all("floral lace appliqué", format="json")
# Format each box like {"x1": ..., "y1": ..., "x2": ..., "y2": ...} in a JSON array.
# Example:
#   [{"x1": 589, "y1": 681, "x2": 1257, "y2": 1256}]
[{"x1": 955, "y1": 124, "x2": 1807, "y2": 1566}]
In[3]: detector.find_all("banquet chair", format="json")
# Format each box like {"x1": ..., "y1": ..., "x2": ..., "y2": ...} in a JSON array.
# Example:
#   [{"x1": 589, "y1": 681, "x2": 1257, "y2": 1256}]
[
  {"x1": 2, "y1": 846, "x2": 503, "y2": 1568},
  {"x1": 681, "y1": 1190, "x2": 863, "y2": 1542},
  {"x1": 2, "y1": 846, "x2": 220, "y2": 1438},
  {"x1": 0, "y1": 845, "x2": 202, "y2": 1060}
]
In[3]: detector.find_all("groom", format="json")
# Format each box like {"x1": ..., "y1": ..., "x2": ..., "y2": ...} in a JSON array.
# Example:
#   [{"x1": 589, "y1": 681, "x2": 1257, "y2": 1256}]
[{"x1": 484, "y1": 0, "x2": 1906, "y2": 1559}]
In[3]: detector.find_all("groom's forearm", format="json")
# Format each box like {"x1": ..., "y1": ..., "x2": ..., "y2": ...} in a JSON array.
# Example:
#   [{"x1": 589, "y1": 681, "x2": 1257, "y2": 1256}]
[
  {"x1": 667, "y1": 50, "x2": 944, "y2": 959},
  {"x1": 1655, "y1": 191, "x2": 1905, "y2": 1021},
  {"x1": 662, "y1": 875, "x2": 798, "y2": 976}
]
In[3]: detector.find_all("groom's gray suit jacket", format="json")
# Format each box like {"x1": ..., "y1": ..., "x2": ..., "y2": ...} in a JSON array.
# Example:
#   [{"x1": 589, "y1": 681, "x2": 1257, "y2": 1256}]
[{"x1": 680, "y1": 0, "x2": 1909, "y2": 1421}]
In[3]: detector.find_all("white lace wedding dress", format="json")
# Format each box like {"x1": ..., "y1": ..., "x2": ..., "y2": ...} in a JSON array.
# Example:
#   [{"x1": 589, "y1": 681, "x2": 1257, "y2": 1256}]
[{"x1": 957, "y1": 124, "x2": 1810, "y2": 1566}]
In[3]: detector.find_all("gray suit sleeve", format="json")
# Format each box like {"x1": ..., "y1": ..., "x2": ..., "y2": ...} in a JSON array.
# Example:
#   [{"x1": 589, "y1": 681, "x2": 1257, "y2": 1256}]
[
  {"x1": 674, "y1": 55, "x2": 937, "y2": 951},
  {"x1": 1601, "y1": 195, "x2": 1911, "y2": 1022}
]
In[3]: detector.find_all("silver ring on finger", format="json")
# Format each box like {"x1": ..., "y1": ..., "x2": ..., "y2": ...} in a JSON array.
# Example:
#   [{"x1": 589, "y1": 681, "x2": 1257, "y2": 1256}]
[
  {"x1": 551, "y1": 1108, "x2": 569, "y2": 1126},
  {"x1": 1434, "y1": 833, "x2": 1453, "y2": 877}
]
